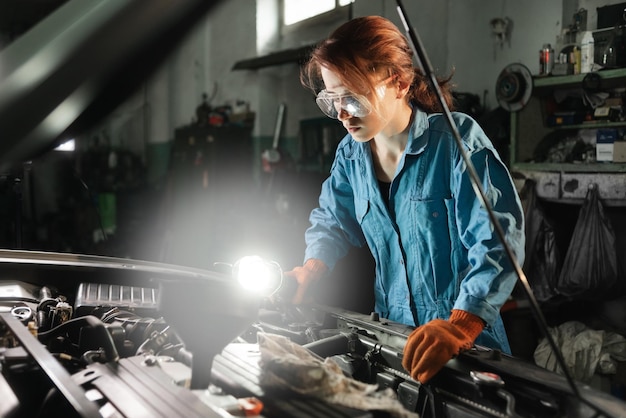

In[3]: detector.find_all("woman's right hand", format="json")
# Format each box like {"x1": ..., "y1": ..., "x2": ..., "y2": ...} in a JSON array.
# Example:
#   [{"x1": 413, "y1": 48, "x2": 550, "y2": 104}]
[{"x1": 284, "y1": 259, "x2": 328, "y2": 304}]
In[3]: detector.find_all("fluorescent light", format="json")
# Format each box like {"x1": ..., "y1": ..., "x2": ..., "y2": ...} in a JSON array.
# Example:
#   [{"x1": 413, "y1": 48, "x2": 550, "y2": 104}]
[{"x1": 55, "y1": 138, "x2": 75, "y2": 152}]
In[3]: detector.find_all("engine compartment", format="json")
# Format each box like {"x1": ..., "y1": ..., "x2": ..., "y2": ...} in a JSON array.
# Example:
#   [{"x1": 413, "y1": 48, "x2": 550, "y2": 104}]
[
  {"x1": 1, "y1": 281, "x2": 203, "y2": 417},
  {"x1": 2, "y1": 274, "x2": 626, "y2": 418}
]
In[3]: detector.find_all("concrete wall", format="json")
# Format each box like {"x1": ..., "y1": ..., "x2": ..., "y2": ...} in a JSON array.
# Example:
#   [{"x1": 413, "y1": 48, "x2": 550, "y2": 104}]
[
  {"x1": 148, "y1": 0, "x2": 564, "y2": 140},
  {"x1": 88, "y1": 0, "x2": 626, "y2": 175},
  {"x1": 447, "y1": 0, "x2": 563, "y2": 109}
]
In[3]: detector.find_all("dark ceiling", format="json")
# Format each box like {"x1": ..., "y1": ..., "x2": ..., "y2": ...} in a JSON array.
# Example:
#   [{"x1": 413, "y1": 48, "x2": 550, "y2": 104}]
[{"x1": 0, "y1": 0, "x2": 68, "y2": 48}]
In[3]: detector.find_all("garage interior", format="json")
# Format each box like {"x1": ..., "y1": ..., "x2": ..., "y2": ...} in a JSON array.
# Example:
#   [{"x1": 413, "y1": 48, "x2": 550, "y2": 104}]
[{"x1": 1, "y1": 0, "x2": 626, "y2": 406}]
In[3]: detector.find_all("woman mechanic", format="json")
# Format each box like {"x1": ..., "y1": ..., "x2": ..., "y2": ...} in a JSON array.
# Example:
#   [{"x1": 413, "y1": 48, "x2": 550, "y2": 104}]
[{"x1": 285, "y1": 15, "x2": 525, "y2": 384}]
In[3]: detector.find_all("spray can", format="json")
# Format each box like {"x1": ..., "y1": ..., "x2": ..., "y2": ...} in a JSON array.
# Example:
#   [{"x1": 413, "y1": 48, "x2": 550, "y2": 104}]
[
  {"x1": 580, "y1": 31, "x2": 595, "y2": 73},
  {"x1": 539, "y1": 44, "x2": 554, "y2": 75}
]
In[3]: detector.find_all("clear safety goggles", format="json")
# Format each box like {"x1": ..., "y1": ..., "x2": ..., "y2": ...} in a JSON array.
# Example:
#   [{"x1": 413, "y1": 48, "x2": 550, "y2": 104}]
[
  {"x1": 315, "y1": 91, "x2": 373, "y2": 119},
  {"x1": 315, "y1": 76, "x2": 395, "y2": 119}
]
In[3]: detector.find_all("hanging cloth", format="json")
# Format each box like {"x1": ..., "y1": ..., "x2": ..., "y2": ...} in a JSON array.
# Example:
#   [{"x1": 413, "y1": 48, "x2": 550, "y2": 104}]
[
  {"x1": 556, "y1": 184, "x2": 619, "y2": 299},
  {"x1": 520, "y1": 179, "x2": 561, "y2": 301}
]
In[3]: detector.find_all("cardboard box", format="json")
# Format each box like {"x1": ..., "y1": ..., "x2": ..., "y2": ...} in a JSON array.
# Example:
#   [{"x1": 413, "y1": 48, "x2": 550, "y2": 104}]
[
  {"x1": 597, "y1": 129, "x2": 617, "y2": 162},
  {"x1": 596, "y1": 143, "x2": 614, "y2": 161},
  {"x1": 614, "y1": 141, "x2": 626, "y2": 163}
]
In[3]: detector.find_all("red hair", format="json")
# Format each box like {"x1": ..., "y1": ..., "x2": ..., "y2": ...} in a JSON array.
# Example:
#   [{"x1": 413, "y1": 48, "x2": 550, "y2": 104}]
[{"x1": 301, "y1": 16, "x2": 455, "y2": 113}]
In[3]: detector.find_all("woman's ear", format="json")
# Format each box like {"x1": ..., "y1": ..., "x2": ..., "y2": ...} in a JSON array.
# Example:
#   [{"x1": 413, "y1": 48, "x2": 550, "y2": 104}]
[{"x1": 396, "y1": 79, "x2": 411, "y2": 99}]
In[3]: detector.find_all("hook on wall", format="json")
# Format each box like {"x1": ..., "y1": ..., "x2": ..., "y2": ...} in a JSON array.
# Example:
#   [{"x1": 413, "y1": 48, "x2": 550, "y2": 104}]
[{"x1": 490, "y1": 17, "x2": 513, "y2": 56}]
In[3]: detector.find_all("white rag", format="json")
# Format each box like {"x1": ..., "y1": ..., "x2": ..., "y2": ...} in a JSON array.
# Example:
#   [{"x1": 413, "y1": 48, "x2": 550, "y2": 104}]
[{"x1": 257, "y1": 332, "x2": 419, "y2": 418}]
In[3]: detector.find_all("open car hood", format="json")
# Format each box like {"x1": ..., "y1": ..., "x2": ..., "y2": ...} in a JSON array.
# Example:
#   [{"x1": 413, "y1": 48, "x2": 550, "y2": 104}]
[{"x1": 0, "y1": 0, "x2": 218, "y2": 171}]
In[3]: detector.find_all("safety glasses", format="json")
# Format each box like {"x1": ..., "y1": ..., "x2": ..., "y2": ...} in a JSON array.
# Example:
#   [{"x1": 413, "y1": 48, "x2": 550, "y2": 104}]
[
  {"x1": 315, "y1": 76, "x2": 395, "y2": 119},
  {"x1": 315, "y1": 91, "x2": 372, "y2": 119}
]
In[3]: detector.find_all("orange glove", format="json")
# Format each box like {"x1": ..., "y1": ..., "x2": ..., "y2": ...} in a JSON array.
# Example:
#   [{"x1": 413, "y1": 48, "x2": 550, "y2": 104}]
[
  {"x1": 402, "y1": 309, "x2": 484, "y2": 383},
  {"x1": 284, "y1": 259, "x2": 328, "y2": 304}
]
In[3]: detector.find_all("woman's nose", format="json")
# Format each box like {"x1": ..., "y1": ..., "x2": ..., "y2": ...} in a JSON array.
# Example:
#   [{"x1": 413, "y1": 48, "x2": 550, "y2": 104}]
[{"x1": 337, "y1": 107, "x2": 351, "y2": 120}]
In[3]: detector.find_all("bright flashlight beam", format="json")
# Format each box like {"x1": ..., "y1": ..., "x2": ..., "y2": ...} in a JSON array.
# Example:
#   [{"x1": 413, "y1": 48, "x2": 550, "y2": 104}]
[{"x1": 235, "y1": 256, "x2": 282, "y2": 296}]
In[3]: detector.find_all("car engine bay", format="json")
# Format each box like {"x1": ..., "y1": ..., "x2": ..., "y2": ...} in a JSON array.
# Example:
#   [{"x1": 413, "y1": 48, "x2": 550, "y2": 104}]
[{"x1": 1, "y1": 253, "x2": 626, "y2": 418}]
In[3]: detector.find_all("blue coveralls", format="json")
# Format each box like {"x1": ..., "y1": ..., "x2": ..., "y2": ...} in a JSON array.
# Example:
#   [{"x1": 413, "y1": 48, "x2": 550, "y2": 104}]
[{"x1": 304, "y1": 109, "x2": 525, "y2": 352}]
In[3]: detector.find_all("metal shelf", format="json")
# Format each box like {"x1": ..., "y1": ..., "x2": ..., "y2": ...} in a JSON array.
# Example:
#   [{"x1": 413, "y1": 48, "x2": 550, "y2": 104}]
[
  {"x1": 512, "y1": 162, "x2": 626, "y2": 173},
  {"x1": 231, "y1": 44, "x2": 315, "y2": 70},
  {"x1": 533, "y1": 67, "x2": 626, "y2": 88},
  {"x1": 511, "y1": 68, "x2": 626, "y2": 171},
  {"x1": 511, "y1": 68, "x2": 626, "y2": 203},
  {"x1": 549, "y1": 121, "x2": 626, "y2": 130}
]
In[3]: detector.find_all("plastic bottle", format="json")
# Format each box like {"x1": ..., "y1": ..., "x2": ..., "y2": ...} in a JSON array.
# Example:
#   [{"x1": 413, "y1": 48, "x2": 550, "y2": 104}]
[
  {"x1": 580, "y1": 31, "x2": 594, "y2": 73},
  {"x1": 573, "y1": 46, "x2": 581, "y2": 74}
]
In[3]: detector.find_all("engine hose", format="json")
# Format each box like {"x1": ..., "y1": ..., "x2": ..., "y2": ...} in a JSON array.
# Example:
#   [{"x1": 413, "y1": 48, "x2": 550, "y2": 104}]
[
  {"x1": 303, "y1": 332, "x2": 352, "y2": 359},
  {"x1": 38, "y1": 315, "x2": 119, "y2": 362},
  {"x1": 100, "y1": 308, "x2": 164, "y2": 343},
  {"x1": 82, "y1": 349, "x2": 106, "y2": 365}
]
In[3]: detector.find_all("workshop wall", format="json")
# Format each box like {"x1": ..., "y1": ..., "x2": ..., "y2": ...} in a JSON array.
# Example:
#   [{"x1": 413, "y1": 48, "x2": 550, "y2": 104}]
[
  {"x1": 70, "y1": 0, "x2": 626, "y2": 179},
  {"x1": 37, "y1": 0, "x2": 626, "y2": 266},
  {"x1": 152, "y1": 0, "x2": 566, "y2": 146},
  {"x1": 66, "y1": 0, "x2": 574, "y2": 185},
  {"x1": 37, "y1": 0, "x2": 551, "y2": 263},
  {"x1": 448, "y1": 0, "x2": 563, "y2": 109}
]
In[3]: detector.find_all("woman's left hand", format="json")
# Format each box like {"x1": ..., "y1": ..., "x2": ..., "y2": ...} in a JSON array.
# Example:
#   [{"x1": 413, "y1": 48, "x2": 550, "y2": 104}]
[{"x1": 402, "y1": 310, "x2": 484, "y2": 383}]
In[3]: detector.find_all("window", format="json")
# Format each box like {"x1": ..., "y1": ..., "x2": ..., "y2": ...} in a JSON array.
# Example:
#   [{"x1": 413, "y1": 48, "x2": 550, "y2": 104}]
[{"x1": 283, "y1": 0, "x2": 354, "y2": 26}]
